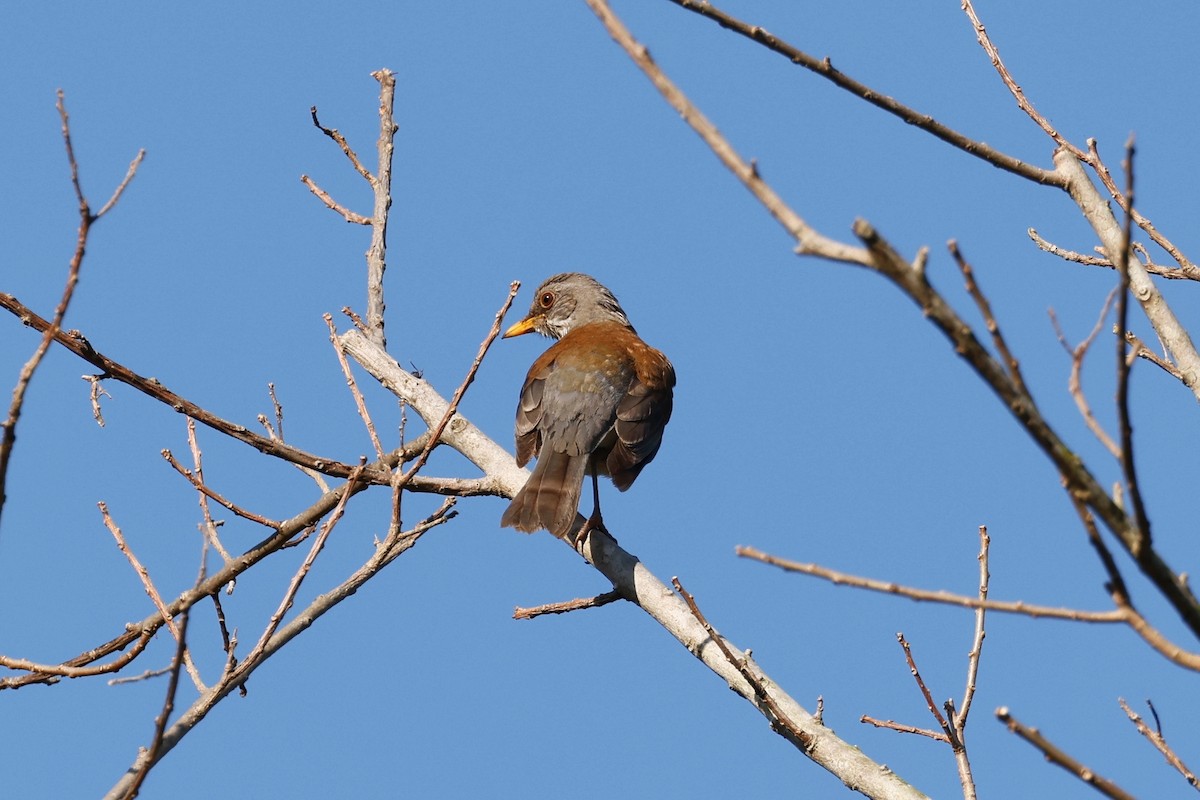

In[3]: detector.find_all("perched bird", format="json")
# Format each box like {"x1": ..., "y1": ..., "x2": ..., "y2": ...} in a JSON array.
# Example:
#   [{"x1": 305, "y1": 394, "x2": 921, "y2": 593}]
[{"x1": 500, "y1": 273, "x2": 675, "y2": 540}]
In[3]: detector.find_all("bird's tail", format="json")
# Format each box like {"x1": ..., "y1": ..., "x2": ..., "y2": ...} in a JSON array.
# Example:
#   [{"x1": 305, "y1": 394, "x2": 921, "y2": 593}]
[{"x1": 501, "y1": 450, "x2": 588, "y2": 538}]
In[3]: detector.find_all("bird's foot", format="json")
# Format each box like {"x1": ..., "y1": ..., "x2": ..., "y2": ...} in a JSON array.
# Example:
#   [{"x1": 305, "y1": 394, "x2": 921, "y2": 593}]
[{"x1": 575, "y1": 511, "x2": 615, "y2": 550}]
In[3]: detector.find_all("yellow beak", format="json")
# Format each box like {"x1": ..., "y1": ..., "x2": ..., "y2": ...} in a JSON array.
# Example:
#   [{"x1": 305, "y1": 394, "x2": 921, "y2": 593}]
[{"x1": 502, "y1": 316, "x2": 539, "y2": 338}]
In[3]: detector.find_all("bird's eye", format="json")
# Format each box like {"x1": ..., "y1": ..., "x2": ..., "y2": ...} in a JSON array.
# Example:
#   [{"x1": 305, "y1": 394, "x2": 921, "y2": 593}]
[{"x1": 538, "y1": 291, "x2": 555, "y2": 308}]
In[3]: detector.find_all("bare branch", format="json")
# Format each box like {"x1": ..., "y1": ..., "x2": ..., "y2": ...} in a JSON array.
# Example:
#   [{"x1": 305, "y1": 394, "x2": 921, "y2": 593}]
[
  {"x1": 0, "y1": 92, "x2": 143, "y2": 526},
  {"x1": 672, "y1": 577, "x2": 816, "y2": 752},
  {"x1": 860, "y1": 715, "x2": 948, "y2": 743},
  {"x1": 959, "y1": 0, "x2": 1077, "y2": 155},
  {"x1": 996, "y1": 707, "x2": 1136, "y2": 800},
  {"x1": 1118, "y1": 698, "x2": 1200, "y2": 791},
  {"x1": 588, "y1": 0, "x2": 1200, "y2": 637},
  {"x1": 119, "y1": 611, "x2": 189, "y2": 800},
  {"x1": 309, "y1": 106, "x2": 371, "y2": 180},
  {"x1": 98, "y1": 503, "x2": 206, "y2": 692},
  {"x1": 585, "y1": 0, "x2": 870, "y2": 263},
  {"x1": 103, "y1": 499, "x2": 457, "y2": 800},
  {"x1": 1030, "y1": 228, "x2": 1192, "y2": 281},
  {"x1": 514, "y1": 590, "x2": 624, "y2": 620},
  {"x1": 325, "y1": 313, "x2": 386, "y2": 460},
  {"x1": 957, "y1": 527, "x2": 989, "y2": 730},
  {"x1": 960, "y1": 0, "x2": 1195, "y2": 271},
  {"x1": 94, "y1": 148, "x2": 147, "y2": 220},
  {"x1": 346, "y1": 305, "x2": 931, "y2": 798},
  {"x1": 0, "y1": 293, "x2": 362, "y2": 479},
  {"x1": 162, "y1": 446, "x2": 282, "y2": 530},
  {"x1": 241, "y1": 461, "x2": 367, "y2": 671},
  {"x1": 1049, "y1": 294, "x2": 1122, "y2": 459},
  {"x1": 0, "y1": 630, "x2": 155, "y2": 683},
  {"x1": 950, "y1": 241, "x2": 1027, "y2": 395},
  {"x1": 365, "y1": 69, "x2": 396, "y2": 348},
  {"x1": 299, "y1": 175, "x2": 370, "y2": 224},
  {"x1": 1113, "y1": 138, "x2": 1153, "y2": 554},
  {"x1": 897, "y1": 633, "x2": 952, "y2": 738},
  {"x1": 666, "y1": 0, "x2": 1065, "y2": 187},
  {"x1": 1125, "y1": 331, "x2": 1183, "y2": 381},
  {"x1": 737, "y1": 545, "x2": 1125, "y2": 622},
  {"x1": 82, "y1": 373, "x2": 112, "y2": 426}
]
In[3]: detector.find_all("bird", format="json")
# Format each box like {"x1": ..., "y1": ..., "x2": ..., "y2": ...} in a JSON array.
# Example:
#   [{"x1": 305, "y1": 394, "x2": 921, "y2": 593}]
[{"x1": 500, "y1": 272, "x2": 675, "y2": 540}]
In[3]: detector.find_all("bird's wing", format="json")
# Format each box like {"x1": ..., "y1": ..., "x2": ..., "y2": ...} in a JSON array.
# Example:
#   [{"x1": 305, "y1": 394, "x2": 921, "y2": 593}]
[
  {"x1": 609, "y1": 346, "x2": 675, "y2": 490},
  {"x1": 515, "y1": 334, "x2": 630, "y2": 466}
]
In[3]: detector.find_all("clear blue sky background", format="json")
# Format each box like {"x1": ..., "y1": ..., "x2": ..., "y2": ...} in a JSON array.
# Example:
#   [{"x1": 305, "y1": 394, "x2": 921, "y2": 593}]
[{"x1": 4, "y1": 2, "x2": 1200, "y2": 798}]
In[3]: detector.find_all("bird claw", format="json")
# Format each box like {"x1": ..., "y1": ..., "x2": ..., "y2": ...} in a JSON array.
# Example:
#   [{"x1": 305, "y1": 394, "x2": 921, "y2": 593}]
[{"x1": 575, "y1": 511, "x2": 614, "y2": 550}]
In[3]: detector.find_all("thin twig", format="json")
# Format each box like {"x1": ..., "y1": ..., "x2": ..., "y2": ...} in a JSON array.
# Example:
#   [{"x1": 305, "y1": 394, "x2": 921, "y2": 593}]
[
  {"x1": 960, "y1": 0, "x2": 1194, "y2": 271},
  {"x1": 996, "y1": 707, "x2": 1135, "y2": 800},
  {"x1": 103, "y1": 500, "x2": 457, "y2": 800},
  {"x1": 309, "y1": 106, "x2": 371, "y2": 179},
  {"x1": 256, "y1": 411, "x2": 332, "y2": 494},
  {"x1": 897, "y1": 634, "x2": 952, "y2": 736},
  {"x1": 1118, "y1": 698, "x2": 1200, "y2": 790},
  {"x1": 737, "y1": 546, "x2": 1124, "y2": 622},
  {"x1": 0, "y1": 91, "x2": 143, "y2": 527},
  {"x1": 1, "y1": 464, "x2": 379, "y2": 690},
  {"x1": 82, "y1": 373, "x2": 113, "y2": 426},
  {"x1": 1114, "y1": 137, "x2": 1152, "y2": 555},
  {"x1": 592, "y1": 0, "x2": 1200, "y2": 636},
  {"x1": 210, "y1": 592, "x2": 239, "y2": 682},
  {"x1": 2, "y1": 293, "x2": 362, "y2": 480},
  {"x1": 950, "y1": 527, "x2": 990, "y2": 800},
  {"x1": 268, "y1": 383, "x2": 285, "y2": 442},
  {"x1": 0, "y1": 630, "x2": 155, "y2": 682},
  {"x1": 514, "y1": 590, "x2": 624, "y2": 620},
  {"x1": 1029, "y1": 228, "x2": 1114, "y2": 267},
  {"x1": 585, "y1": 0, "x2": 869, "y2": 264},
  {"x1": 162, "y1": 447, "x2": 281, "y2": 530},
  {"x1": 1125, "y1": 331, "x2": 1182, "y2": 380},
  {"x1": 299, "y1": 175, "x2": 370, "y2": 224},
  {"x1": 185, "y1": 418, "x2": 237, "y2": 568},
  {"x1": 94, "y1": 148, "x2": 147, "y2": 220},
  {"x1": 1029, "y1": 228, "x2": 1190, "y2": 280},
  {"x1": 950, "y1": 241, "x2": 1027, "y2": 395},
  {"x1": 859, "y1": 531, "x2": 986, "y2": 796},
  {"x1": 1048, "y1": 291, "x2": 1122, "y2": 459},
  {"x1": 672, "y1": 577, "x2": 815, "y2": 751},
  {"x1": 958, "y1": 527, "x2": 989, "y2": 733},
  {"x1": 108, "y1": 665, "x2": 175, "y2": 686},
  {"x1": 120, "y1": 610, "x2": 189, "y2": 800},
  {"x1": 860, "y1": 715, "x2": 947, "y2": 742},
  {"x1": 240, "y1": 460, "x2": 368, "y2": 673},
  {"x1": 667, "y1": 0, "x2": 1065, "y2": 187},
  {"x1": 325, "y1": 313, "x2": 386, "y2": 460},
  {"x1": 959, "y1": 0, "x2": 1077, "y2": 155},
  {"x1": 98, "y1": 503, "x2": 206, "y2": 691}
]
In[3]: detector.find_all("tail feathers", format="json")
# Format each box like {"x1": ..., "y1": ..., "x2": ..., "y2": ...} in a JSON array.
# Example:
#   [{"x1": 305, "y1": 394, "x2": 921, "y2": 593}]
[{"x1": 501, "y1": 450, "x2": 588, "y2": 537}]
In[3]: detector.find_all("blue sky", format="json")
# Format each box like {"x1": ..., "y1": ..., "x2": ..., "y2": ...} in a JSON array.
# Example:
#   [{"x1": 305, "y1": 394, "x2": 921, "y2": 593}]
[{"x1": 4, "y1": 2, "x2": 1200, "y2": 798}]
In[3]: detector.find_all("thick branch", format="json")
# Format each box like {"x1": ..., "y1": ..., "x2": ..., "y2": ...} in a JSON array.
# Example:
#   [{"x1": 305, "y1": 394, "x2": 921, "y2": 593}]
[
  {"x1": 343, "y1": 325, "x2": 929, "y2": 799},
  {"x1": 578, "y1": 0, "x2": 1200, "y2": 640},
  {"x1": 366, "y1": 69, "x2": 396, "y2": 348},
  {"x1": 1055, "y1": 150, "x2": 1200, "y2": 400}
]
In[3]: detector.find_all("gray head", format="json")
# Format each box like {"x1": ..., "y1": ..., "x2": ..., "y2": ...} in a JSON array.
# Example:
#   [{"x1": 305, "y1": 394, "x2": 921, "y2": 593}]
[{"x1": 503, "y1": 272, "x2": 633, "y2": 340}]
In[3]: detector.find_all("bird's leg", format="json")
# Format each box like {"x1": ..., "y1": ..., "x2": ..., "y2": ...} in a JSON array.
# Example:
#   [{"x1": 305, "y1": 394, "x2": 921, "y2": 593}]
[
  {"x1": 587, "y1": 470, "x2": 607, "y2": 532},
  {"x1": 575, "y1": 470, "x2": 614, "y2": 548}
]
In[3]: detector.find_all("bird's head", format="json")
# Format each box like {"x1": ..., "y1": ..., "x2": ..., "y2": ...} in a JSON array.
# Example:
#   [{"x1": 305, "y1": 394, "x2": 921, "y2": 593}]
[{"x1": 503, "y1": 272, "x2": 632, "y2": 341}]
